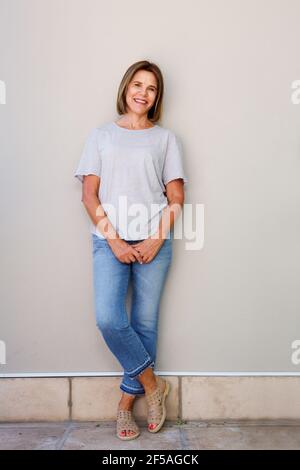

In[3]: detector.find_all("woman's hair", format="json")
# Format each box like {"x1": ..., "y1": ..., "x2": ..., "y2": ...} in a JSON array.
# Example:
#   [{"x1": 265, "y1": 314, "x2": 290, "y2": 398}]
[{"x1": 116, "y1": 60, "x2": 164, "y2": 123}]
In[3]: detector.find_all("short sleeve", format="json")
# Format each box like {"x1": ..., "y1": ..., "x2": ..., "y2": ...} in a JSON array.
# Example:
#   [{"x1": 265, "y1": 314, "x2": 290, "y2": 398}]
[
  {"x1": 162, "y1": 131, "x2": 188, "y2": 187},
  {"x1": 74, "y1": 128, "x2": 102, "y2": 183}
]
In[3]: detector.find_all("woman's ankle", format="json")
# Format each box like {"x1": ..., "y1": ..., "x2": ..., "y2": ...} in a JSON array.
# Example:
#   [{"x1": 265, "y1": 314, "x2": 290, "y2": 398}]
[
  {"x1": 138, "y1": 368, "x2": 157, "y2": 392},
  {"x1": 118, "y1": 392, "x2": 136, "y2": 410}
]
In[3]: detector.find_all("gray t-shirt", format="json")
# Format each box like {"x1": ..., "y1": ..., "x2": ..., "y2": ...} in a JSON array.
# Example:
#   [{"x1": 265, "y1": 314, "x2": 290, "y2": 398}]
[{"x1": 74, "y1": 121, "x2": 188, "y2": 240}]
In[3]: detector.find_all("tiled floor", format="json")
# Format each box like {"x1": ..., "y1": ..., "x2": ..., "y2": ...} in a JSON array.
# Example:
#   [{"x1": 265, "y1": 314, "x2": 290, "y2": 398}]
[{"x1": 0, "y1": 420, "x2": 300, "y2": 450}]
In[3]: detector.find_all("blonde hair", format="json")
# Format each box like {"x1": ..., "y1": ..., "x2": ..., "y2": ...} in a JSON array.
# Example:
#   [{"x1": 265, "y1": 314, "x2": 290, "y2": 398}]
[{"x1": 116, "y1": 60, "x2": 164, "y2": 123}]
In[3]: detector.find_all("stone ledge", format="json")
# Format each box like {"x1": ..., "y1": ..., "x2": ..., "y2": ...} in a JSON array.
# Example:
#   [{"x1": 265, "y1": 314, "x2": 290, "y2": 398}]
[
  {"x1": 71, "y1": 376, "x2": 179, "y2": 421},
  {"x1": 0, "y1": 378, "x2": 69, "y2": 422},
  {"x1": 182, "y1": 376, "x2": 300, "y2": 420},
  {"x1": 1, "y1": 376, "x2": 300, "y2": 422}
]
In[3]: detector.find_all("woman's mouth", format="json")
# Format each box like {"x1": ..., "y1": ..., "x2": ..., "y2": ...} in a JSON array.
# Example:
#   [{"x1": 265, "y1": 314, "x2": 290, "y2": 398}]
[{"x1": 134, "y1": 98, "x2": 147, "y2": 105}]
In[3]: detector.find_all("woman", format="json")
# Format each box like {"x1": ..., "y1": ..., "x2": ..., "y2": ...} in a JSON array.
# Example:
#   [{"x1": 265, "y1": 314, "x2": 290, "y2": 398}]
[{"x1": 74, "y1": 60, "x2": 188, "y2": 440}]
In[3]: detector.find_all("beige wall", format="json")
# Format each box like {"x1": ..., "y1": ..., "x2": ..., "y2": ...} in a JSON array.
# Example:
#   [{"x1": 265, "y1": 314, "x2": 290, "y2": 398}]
[{"x1": 0, "y1": 0, "x2": 300, "y2": 376}]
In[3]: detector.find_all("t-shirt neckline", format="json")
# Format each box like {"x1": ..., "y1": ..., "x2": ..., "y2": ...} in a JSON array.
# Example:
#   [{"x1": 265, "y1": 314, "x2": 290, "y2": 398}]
[{"x1": 112, "y1": 121, "x2": 158, "y2": 132}]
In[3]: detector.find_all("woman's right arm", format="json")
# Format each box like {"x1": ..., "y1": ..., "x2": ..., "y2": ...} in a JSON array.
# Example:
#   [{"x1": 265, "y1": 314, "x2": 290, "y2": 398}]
[{"x1": 81, "y1": 175, "x2": 143, "y2": 264}]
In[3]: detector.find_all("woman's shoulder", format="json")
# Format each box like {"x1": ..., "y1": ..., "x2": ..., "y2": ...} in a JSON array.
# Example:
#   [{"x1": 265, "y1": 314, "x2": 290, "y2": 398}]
[
  {"x1": 84, "y1": 122, "x2": 114, "y2": 145},
  {"x1": 154, "y1": 124, "x2": 179, "y2": 138},
  {"x1": 92, "y1": 121, "x2": 114, "y2": 134}
]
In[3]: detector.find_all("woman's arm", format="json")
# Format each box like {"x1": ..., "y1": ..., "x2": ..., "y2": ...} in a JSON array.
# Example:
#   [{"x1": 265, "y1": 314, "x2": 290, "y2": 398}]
[
  {"x1": 81, "y1": 175, "x2": 143, "y2": 264},
  {"x1": 131, "y1": 178, "x2": 185, "y2": 263},
  {"x1": 152, "y1": 178, "x2": 185, "y2": 240},
  {"x1": 81, "y1": 175, "x2": 118, "y2": 240}
]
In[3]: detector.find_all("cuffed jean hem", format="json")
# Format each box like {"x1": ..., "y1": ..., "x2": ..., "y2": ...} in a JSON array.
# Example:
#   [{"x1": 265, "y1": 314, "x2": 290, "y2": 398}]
[
  {"x1": 120, "y1": 384, "x2": 145, "y2": 396},
  {"x1": 127, "y1": 358, "x2": 155, "y2": 379}
]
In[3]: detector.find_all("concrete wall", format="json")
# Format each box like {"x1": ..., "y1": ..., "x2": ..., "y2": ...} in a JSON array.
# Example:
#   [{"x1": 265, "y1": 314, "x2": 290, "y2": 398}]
[{"x1": 1, "y1": 376, "x2": 300, "y2": 422}]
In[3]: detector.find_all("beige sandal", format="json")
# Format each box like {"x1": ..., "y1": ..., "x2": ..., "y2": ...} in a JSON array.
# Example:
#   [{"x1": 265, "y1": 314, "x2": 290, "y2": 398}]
[
  {"x1": 145, "y1": 376, "x2": 170, "y2": 433},
  {"x1": 116, "y1": 408, "x2": 140, "y2": 441}
]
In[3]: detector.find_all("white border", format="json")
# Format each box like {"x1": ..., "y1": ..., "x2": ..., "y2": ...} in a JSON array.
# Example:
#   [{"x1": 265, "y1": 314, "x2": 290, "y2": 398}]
[{"x1": 1, "y1": 371, "x2": 300, "y2": 378}]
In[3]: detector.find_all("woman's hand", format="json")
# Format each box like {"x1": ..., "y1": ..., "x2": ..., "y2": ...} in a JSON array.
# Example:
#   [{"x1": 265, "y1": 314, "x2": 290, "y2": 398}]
[
  {"x1": 131, "y1": 238, "x2": 165, "y2": 264},
  {"x1": 107, "y1": 238, "x2": 144, "y2": 264}
]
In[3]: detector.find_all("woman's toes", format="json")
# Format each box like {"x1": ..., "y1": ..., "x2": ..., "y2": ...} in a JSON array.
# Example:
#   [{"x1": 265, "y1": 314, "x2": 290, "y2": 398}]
[
  {"x1": 119, "y1": 430, "x2": 137, "y2": 437},
  {"x1": 148, "y1": 423, "x2": 157, "y2": 430}
]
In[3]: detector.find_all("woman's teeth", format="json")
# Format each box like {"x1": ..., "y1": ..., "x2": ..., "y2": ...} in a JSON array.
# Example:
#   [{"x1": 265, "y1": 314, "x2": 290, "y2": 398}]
[{"x1": 134, "y1": 98, "x2": 147, "y2": 104}]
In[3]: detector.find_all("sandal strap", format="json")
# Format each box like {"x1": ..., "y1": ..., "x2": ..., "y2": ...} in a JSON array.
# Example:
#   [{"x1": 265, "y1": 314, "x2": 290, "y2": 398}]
[
  {"x1": 145, "y1": 378, "x2": 165, "y2": 424},
  {"x1": 146, "y1": 387, "x2": 163, "y2": 406},
  {"x1": 116, "y1": 409, "x2": 139, "y2": 433}
]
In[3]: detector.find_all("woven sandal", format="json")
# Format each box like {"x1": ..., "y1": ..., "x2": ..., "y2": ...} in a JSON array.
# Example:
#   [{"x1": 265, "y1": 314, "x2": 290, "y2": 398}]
[
  {"x1": 145, "y1": 376, "x2": 170, "y2": 433},
  {"x1": 116, "y1": 408, "x2": 140, "y2": 441}
]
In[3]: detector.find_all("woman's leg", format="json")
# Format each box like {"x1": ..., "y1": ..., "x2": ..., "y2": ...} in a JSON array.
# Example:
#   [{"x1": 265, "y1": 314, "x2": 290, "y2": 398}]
[
  {"x1": 92, "y1": 234, "x2": 155, "y2": 383},
  {"x1": 120, "y1": 235, "x2": 173, "y2": 395}
]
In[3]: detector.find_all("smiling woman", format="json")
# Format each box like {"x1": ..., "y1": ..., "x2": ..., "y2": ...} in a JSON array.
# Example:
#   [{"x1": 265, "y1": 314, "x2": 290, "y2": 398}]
[
  {"x1": 74, "y1": 120, "x2": 187, "y2": 241},
  {"x1": 74, "y1": 59, "x2": 188, "y2": 441},
  {"x1": 115, "y1": 63, "x2": 162, "y2": 127}
]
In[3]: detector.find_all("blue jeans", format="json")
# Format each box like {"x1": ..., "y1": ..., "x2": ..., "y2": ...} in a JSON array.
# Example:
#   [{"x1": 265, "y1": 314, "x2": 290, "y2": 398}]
[{"x1": 92, "y1": 230, "x2": 173, "y2": 396}]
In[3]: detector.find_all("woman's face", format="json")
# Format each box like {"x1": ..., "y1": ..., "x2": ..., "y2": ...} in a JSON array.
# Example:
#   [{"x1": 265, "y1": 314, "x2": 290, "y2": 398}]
[{"x1": 125, "y1": 69, "x2": 158, "y2": 117}]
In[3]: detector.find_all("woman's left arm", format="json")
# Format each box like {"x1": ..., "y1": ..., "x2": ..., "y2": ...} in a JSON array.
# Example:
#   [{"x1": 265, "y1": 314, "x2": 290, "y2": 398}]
[
  {"x1": 153, "y1": 178, "x2": 185, "y2": 240},
  {"x1": 131, "y1": 178, "x2": 185, "y2": 263}
]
